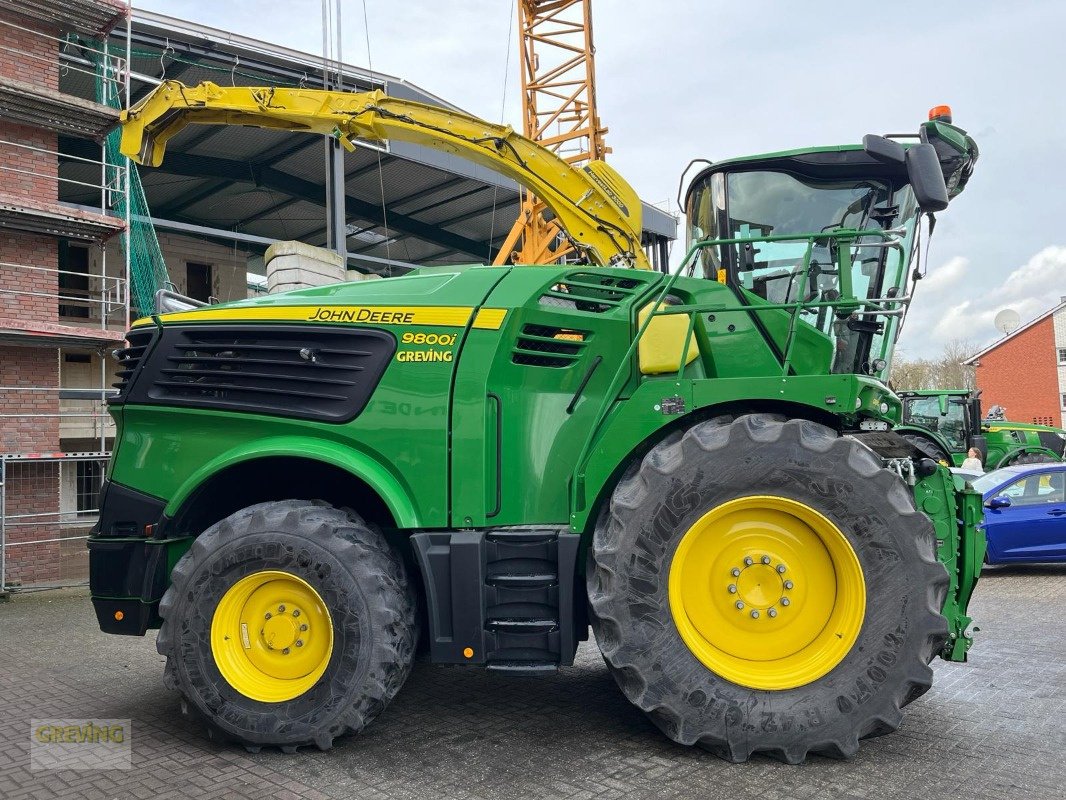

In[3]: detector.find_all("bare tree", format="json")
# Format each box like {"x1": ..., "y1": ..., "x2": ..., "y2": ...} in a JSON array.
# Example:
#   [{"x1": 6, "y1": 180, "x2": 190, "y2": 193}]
[{"x1": 891, "y1": 339, "x2": 977, "y2": 390}]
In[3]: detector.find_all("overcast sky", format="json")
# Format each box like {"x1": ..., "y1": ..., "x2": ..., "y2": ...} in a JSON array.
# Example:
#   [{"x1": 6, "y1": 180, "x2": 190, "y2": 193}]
[{"x1": 138, "y1": 0, "x2": 1064, "y2": 359}]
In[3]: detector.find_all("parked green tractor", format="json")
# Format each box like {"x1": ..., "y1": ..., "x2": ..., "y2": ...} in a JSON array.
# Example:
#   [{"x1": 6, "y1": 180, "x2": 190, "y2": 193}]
[
  {"x1": 90, "y1": 89, "x2": 984, "y2": 763},
  {"x1": 897, "y1": 388, "x2": 1066, "y2": 467}
]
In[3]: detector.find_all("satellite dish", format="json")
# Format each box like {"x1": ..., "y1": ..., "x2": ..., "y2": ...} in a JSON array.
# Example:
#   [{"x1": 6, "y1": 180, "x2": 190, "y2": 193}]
[{"x1": 994, "y1": 308, "x2": 1020, "y2": 335}]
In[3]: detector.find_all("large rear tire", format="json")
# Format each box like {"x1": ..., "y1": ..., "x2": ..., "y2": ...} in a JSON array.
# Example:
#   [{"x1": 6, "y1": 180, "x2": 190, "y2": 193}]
[
  {"x1": 587, "y1": 414, "x2": 948, "y2": 763},
  {"x1": 157, "y1": 500, "x2": 417, "y2": 751},
  {"x1": 900, "y1": 432, "x2": 951, "y2": 464}
]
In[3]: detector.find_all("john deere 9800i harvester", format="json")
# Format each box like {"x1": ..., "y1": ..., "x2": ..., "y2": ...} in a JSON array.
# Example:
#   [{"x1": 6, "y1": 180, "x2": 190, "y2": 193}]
[{"x1": 91, "y1": 83, "x2": 983, "y2": 763}]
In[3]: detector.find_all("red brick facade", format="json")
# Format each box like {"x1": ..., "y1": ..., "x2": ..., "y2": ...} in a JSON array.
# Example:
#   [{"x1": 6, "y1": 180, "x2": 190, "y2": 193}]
[
  {"x1": 0, "y1": 9, "x2": 102, "y2": 588},
  {"x1": 0, "y1": 231, "x2": 59, "y2": 323},
  {"x1": 0, "y1": 13, "x2": 58, "y2": 91},
  {"x1": 973, "y1": 315, "x2": 1059, "y2": 426}
]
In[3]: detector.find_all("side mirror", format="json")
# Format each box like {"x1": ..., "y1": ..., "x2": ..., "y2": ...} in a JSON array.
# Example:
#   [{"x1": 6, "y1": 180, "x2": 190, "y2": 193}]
[
  {"x1": 863, "y1": 134, "x2": 905, "y2": 165},
  {"x1": 905, "y1": 143, "x2": 949, "y2": 212},
  {"x1": 985, "y1": 495, "x2": 1012, "y2": 510}
]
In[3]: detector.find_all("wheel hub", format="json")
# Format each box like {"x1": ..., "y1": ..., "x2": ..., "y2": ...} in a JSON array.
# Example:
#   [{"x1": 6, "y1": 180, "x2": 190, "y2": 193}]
[
  {"x1": 211, "y1": 570, "x2": 334, "y2": 703},
  {"x1": 732, "y1": 560, "x2": 788, "y2": 612},
  {"x1": 668, "y1": 495, "x2": 866, "y2": 691}
]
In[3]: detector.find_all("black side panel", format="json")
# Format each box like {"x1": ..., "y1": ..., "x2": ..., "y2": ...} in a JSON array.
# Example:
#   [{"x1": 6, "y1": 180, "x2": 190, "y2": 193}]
[
  {"x1": 125, "y1": 324, "x2": 395, "y2": 423},
  {"x1": 92, "y1": 479, "x2": 167, "y2": 538},
  {"x1": 411, "y1": 528, "x2": 582, "y2": 672},
  {"x1": 1037, "y1": 430, "x2": 1066, "y2": 458}
]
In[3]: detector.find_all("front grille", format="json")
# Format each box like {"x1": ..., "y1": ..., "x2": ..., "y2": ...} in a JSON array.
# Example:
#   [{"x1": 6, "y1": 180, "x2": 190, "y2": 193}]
[
  {"x1": 129, "y1": 325, "x2": 396, "y2": 423},
  {"x1": 109, "y1": 327, "x2": 155, "y2": 401},
  {"x1": 512, "y1": 323, "x2": 590, "y2": 368}
]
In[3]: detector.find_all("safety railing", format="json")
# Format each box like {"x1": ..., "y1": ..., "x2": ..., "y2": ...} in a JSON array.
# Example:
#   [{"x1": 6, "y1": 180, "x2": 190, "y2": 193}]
[
  {"x1": 0, "y1": 261, "x2": 127, "y2": 327},
  {"x1": 570, "y1": 227, "x2": 911, "y2": 508},
  {"x1": 0, "y1": 452, "x2": 110, "y2": 591},
  {"x1": 0, "y1": 17, "x2": 127, "y2": 94},
  {"x1": 0, "y1": 138, "x2": 127, "y2": 209}
]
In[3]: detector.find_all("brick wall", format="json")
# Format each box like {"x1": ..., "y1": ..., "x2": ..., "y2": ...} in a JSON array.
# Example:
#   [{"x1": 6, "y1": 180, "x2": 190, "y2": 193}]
[
  {"x1": 0, "y1": 231, "x2": 58, "y2": 323},
  {"x1": 0, "y1": 13, "x2": 58, "y2": 91},
  {"x1": 2, "y1": 460, "x2": 60, "y2": 586},
  {"x1": 0, "y1": 344, "x2": 59, "y2": 452},
  {"x1": 974, "y1": 315, "x2": 1060, "y2": 425},
  {"x1": 0, "y1": 121, "x2": 58, "y2": 202}
]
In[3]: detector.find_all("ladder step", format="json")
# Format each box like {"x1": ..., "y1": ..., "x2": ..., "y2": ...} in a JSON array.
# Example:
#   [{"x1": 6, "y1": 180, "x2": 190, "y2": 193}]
[
  {"x1": 487, "y1": 618, "x2": 558, "y2": 634},
  {"x1": 487, "y1": 572, "x2": 557, "y2": 587},
  {"x1": 486, "y1": 661, "x2": 558, "y2": 676}
]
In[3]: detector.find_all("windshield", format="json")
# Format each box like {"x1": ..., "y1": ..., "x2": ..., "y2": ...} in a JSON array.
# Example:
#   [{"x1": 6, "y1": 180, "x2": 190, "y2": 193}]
[
  {"x1": 971, "y1": 468, "x2": 1022, "y2": 495},
  {"x1": 903, "y1": 396, "x2": 967, "y2": 452},
  {"x1": 686, "y1": 168, "x2": 919, "y2": 377}
]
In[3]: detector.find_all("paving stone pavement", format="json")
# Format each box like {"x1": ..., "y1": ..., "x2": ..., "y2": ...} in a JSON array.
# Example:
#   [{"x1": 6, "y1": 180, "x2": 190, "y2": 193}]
[{"x1": 1, "y1": 564, "x2": 1063, "y2": 800}]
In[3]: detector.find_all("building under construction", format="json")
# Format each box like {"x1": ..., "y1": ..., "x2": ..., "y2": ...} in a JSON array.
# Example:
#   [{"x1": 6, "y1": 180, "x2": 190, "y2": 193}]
[{"x1": 0, "y1": 3, "x2": 675, "y2": 591}]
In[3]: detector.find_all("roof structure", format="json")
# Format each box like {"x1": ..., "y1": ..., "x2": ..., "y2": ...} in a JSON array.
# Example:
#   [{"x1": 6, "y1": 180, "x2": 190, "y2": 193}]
[
  {"x1": 963, "y1": 300, "x2": 1066, "y2": 365},
  {"x1": 56, "y1": 10, "x2": 676, "y2": 274}
]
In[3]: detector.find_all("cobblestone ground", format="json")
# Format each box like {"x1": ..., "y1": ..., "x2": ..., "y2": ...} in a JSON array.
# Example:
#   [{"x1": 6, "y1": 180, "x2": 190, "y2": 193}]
[{"x1": 1, "y1": 564, "x2": 1063, "y2": 800}]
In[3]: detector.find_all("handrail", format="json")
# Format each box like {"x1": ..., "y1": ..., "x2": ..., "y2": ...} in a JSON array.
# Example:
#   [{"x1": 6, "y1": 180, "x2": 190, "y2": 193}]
[{"x1": 568, "y1": 226, "x2": 908, "y2": 513}]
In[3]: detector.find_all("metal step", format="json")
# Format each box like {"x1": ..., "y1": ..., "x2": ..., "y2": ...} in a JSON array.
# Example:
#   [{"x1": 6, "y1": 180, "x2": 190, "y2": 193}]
[
  {"x1": 486, "y1": 661, "x2": 558, "y2": 676},
  {"x1": 486, "y1": 618, "x2": 559, "y2": 635}
]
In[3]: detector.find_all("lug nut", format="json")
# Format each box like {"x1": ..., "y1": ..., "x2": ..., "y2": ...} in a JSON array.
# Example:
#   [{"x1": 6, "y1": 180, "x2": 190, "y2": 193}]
[
  {"x1": 784, "y1": 580, "x2": 794, "y2": 590},
  {"x1": 731, "y1": 568, "x2": 741, "y2": 577},
  {"x1": 761, "y1": 556, "x2": 771, "y2": 565},
  {"x1": 282, "y1": 647, "x2": 290, "y2": 655},
  {"x1": 743, "y1": 556, "x2": 754, "y2": 566},
  {"x1": 295, "y1": 640, "x2": 304, "y2": 647},
  {"x1": 293, "y1": 609, "x2": 300, "y2": 617},
  {"x1": 300, "y1": 624, "x2": 308, "y2": 632},
  {"x1": 777, "y1": 565, "x2": 786, "y2": 574},
  {"x1": 278, "y1": 604, "x2": 286, "y2": 613},
  {"x1": 265, "y1": 612, "x2": 272, "y2": 619},
  {"x1": 750, "y1": 610, "x2": 760, "y2": 619},
  {"x1": 735, "y1": 601, "x2": 744, "y2": 610},
  {"x1": 781, "y1": 597, "x2": 791, "y2": 606},
  {"x1": 728, "y1": 584, "x2": 737, "y2": 593},
  {"x1": 768, "y1": 608, "x2": 778, "y2": 618}
]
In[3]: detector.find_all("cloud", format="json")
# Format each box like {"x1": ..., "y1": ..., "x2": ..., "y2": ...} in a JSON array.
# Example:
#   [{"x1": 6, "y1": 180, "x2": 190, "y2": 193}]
[{"x1": 898, "y1": 245, "x2": 1066, "y2": 359}]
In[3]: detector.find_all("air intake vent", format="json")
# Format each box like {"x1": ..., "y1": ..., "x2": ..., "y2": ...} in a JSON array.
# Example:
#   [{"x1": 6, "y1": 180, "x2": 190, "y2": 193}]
[
  {"x1": 109, "y1": 327, "x2": 155, "y2": 400},
  {"x1": 132, "y1": 325, "x2": 395, "y2": 423},
  {"x1": 539, "y1": 272, "x2": 647, "y2": 313},
  {"x1": 512, "y1": 323, "x2": 590, "y2": 368}
]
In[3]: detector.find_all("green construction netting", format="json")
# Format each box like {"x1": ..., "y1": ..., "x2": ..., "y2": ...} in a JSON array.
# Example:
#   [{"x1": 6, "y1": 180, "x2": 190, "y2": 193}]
[{"x1": 93, "y1": 43, "x2": 169, "y2": 318}]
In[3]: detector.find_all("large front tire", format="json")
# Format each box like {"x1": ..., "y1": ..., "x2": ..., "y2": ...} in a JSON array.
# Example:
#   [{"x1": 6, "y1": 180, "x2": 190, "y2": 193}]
[
  {"x1": 157, "y1": 500, "x2": 417, "y2": 751},
  {"x1": 587, "y1": 415, "x2": 948, "y2": 763}
]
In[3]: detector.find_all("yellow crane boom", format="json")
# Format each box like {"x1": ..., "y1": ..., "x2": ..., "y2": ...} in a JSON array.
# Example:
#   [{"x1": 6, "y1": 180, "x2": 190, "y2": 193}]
[{"x1": 120, "y1": 80, "x2": 649, "y2": 270}]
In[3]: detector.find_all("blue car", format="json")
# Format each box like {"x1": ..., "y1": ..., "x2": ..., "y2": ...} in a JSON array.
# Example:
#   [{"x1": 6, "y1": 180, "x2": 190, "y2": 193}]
[{"x1": 970, "y1": 463, "x2": 1066, "y2": 564}]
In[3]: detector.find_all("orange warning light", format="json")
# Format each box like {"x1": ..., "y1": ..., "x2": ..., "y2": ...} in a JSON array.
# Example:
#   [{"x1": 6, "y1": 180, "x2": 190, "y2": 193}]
[
  {"x1": 462, "y1": 647, "x2": 474, "y2": 659},
  {"x1": 928, "y1": 105, "x2": 952, "y2": 122},
  {"x1": 114, "y1": 610, "x2": 125, "y2": 621}
]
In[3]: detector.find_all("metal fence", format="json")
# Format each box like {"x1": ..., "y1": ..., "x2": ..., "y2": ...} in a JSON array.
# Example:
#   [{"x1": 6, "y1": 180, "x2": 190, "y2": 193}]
[{"x1": 0, "y1": 452, "x2": 108, "y2": 592}]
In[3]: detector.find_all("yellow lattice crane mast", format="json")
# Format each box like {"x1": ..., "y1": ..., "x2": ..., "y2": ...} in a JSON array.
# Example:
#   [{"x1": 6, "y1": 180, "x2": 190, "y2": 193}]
[{"x1": 493, "y1": 0, "x2": 610, "y2": 266}]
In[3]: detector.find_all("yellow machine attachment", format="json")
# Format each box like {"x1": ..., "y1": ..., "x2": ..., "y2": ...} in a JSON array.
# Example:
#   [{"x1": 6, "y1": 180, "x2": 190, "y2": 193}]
[{"x1": 120, "y1": 80, "x2": 649, "y2": 270}]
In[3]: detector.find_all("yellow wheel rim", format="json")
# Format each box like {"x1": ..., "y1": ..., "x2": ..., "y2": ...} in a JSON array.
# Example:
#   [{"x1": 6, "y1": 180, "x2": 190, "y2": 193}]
[
  {"x1": 668, "y1": 495, "x2": 865, "y2": 690},
  {"x1": 211, "y1": 570, "x2": 334, "y2": 703}
]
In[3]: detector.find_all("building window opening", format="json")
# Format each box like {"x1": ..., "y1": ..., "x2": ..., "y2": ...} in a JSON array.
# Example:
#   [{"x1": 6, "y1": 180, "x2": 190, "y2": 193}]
[
  {"x1": 58, "y1": 243, "x2": 91, "y2": 319},
  {"x1": 186, "y1": 262, "x2": 213, "y2": 302},
  {"x1": 76, "y1": 459, "x2": 103, "y2": 514}
]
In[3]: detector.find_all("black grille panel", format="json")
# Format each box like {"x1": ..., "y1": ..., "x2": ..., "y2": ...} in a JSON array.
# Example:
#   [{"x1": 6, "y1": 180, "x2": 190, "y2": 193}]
[
  {"x1": 512, "y1": 323, "x2": 590, "y2": 368},
  {"x1": 539, "y1": 272, "x2": 648, "y2": 313},
  {"x1": 127, "y1": 325, "x2": 396, "y2": 423},
  {"x1": 109, "y1": 327, "x2": 156, "y2": 401}
]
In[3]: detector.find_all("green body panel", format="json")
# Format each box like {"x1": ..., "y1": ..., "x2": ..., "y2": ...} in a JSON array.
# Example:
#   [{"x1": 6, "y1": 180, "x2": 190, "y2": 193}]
[{"x1": 912, "y1": 466, "x2": 986, "y2": 660}]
